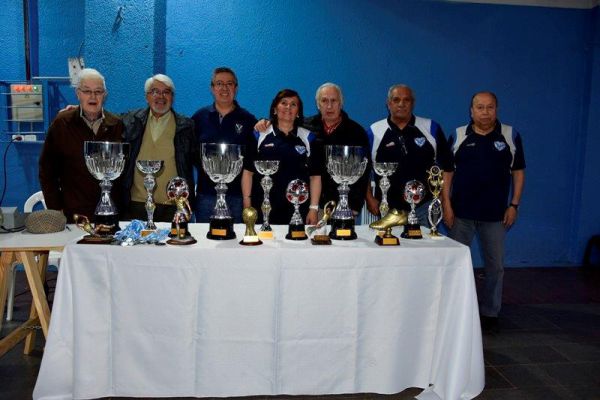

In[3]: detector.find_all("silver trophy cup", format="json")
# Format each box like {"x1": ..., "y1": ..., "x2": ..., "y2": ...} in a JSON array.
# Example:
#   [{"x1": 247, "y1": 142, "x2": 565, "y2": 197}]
[
  {"x1": 326, "y1": 145, "x2": 367, "y2": 240},
  {"x1": 136, "y1": 160, "x2": 163, "y2": 230},
  {"x1": 84, "y1": 141, "x2": 128, "y2": 236},
  {"x1": 202, "y1": 143, "x2": 244, "y2": 240},
  {"x1": 254, "y1": 160, "x2": 280, "y2": 235},
  {"x1": 373, "y1": 162, "x2": 398, "y2": 218}
]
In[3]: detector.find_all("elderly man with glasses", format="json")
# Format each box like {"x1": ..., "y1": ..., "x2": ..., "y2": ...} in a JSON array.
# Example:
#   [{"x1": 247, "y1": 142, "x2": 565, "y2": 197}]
[
  {"x1": 121, "y1": 74, "x2": 199, "y2": 222},
  {"x1": 39, "y1": 68, "x2": 124, "y2": 223},
  {"x1": 191, "y1": 66, "x2": 257, "y2": 223}
]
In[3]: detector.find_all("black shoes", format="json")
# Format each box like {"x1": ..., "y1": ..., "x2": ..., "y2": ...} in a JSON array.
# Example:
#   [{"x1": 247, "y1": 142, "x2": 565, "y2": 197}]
[{"x1": 480, "y1": 315, "x2": 499, "y2": 333}]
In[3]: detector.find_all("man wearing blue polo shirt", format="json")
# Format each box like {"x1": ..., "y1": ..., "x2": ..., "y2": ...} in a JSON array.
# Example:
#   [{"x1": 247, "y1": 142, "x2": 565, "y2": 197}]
[
  {"x1": 442, "y1": 91, "x2": 525, "y2": 332},
  {"x1": 192, "y1": 67, "x2": 257, "y2": 222}
]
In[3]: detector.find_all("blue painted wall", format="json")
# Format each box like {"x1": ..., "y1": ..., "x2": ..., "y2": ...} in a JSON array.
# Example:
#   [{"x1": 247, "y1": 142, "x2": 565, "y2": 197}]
[{"x1": 1, "y1": 0, "x2": 598, "y2": 268}]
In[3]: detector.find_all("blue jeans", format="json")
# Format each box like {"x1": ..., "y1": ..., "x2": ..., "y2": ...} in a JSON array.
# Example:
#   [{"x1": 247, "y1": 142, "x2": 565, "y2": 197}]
[
  {"x1": 449, "y1": 217, "x2": 505, "y2": 317},
  {"x1": 195, "y1": 194, "x2": 243, "y2": 223}
]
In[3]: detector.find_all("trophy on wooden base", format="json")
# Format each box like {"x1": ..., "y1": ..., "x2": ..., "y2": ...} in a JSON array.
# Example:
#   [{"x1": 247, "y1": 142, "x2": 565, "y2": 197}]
[
  {"x1": 202, "y1": 143, "x2": 244, "y2": 240},
  {"x1": 369, "y1": 208, "x2": 407, "y2": 246},
  {"x1": 166, "y1": 177, "x2": 196, "y2": 245},
  {"x1": 83, "y1": 141, "x2": 128, "y2": 241},
  {"x1": 401, "y1": 180, "x2": 425, "y2": 239},
  {"x1": 285, "y1": 179, "x2": 309, "y2": 241},
  {"x1": 326, "y1": 145, "x2": 367, "y2": 240},
  {"x1": 240, "y1": 207, "x2": 262, "y2": 246}
]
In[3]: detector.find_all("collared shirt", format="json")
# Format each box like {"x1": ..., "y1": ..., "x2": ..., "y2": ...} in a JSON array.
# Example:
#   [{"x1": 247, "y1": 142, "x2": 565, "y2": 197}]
[
  {"x1": 191, "y1": 101, "x2": 257, "y2": 196},
  {"x1": 448, "y1": 120, "x2": 525, "y2": 221},
  {"x1": 147, "y1": 110, "x2": 174, "y2": 142},
  {"x1": 79, "y1": 107, "x2": 105, "y2": 135}
]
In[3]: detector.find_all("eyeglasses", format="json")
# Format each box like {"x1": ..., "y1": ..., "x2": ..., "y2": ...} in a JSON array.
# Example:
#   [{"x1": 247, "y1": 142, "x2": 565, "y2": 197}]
[
  {"x1": 212, "y1": 81, "x2": 236, "y2": 89},
  {"x1": 147, "y1": 88, "x2": 173, "y2": 97},
  {"x1": 78, "y1": 89, "x2": 105, "y2": 97}
]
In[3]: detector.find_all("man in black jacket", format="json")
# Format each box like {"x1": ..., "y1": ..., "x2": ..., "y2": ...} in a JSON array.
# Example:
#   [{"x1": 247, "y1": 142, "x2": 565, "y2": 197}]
[
  {"x1": 121, "y1": 74, "x2": 199, "y2": 222},
  {"x1": 304, "y1": 83, "x2": 375, "y2": 216}
]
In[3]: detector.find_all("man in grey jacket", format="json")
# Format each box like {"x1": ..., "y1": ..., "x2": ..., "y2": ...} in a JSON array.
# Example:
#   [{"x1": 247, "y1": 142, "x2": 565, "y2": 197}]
[{"x1": 121, "y1": 74, "x2": 199, "y2": 222}]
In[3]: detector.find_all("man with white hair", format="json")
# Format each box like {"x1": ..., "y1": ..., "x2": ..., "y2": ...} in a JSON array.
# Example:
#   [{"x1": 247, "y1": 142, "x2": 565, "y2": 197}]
[
  {"x1": 39, "y1": 68, "x2": 124, "y2": 223},
  {"x1": 304, "y1": 83, "x2": 373, "y2": 217},
  {"x1": 121, "y1": 74, "x2": 198, "y2": 222}
]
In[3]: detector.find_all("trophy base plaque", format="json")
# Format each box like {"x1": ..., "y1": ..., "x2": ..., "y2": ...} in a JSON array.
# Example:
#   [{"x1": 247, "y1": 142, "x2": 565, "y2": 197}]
[
  {"x1": 286, "y1": 224, "x2": 307, "y2": 240},
  {"x1": 77, "y1": 235, "x2": 114, "y2": 245},
  {"x1": 207, "y1": 217, "x2": 236, "y2": 240},
  {"x1": 258, "y1": 230, "x2": 274, "y2": 240},
  {"x1": 429, "y1": 229, "x2": 444, "y2": 240},
  {"x1": 401, "y1": 224, "x2": 423, "y2": 239},
  {"x1": 167, "y1": 236, "x2": 197, "y2": 245},
  {"x1": 240, "y1": 236, "x2": 263, "y2": 246},
  {"x1": 169, "y1": 221, "x2": 192, "y2": 238},
  {"x1": 329, "y1": 218, "x2": 357, "y2": 240},
  {"x1": 94, "y1": 213, "x2": 120, "y2": 236},
  {"x1": 374, "y1": 231, "x2": 400, "y2": 246},
  {"x1": 311, "y1": 234, "x2": 332, "y2": 245}
]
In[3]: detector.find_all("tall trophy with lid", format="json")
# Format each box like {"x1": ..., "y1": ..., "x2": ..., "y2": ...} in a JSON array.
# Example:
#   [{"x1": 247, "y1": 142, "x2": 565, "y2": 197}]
[
  {"x1": 254, "y1": 160, "x2": 280, "y2": 239},
  {"x1": 326, "y1": 145, "x2": 367, "y2": 240},
  {"x1": 83, "y1": 141, "x2": 128, "y2": 237},
  {"x1": 202, "y1": 143, "x2": 244, "y2": 240}
]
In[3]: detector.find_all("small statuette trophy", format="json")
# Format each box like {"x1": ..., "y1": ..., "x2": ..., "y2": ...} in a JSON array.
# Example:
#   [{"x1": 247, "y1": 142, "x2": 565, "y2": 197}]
[
  {"x1": 373, "y1": 162, "x2": 398, "y2": 218},
  {"x1": 427, "y1": 165, "x2": 444, "y2": 239},
  {"x1": 285, "y1": 179, "x2": 309, "y2": 240},
  {"x1": 326, "y1": 145, "x2": 368, "y2": 240},
  {"x1": 369, "y1": 208, "x2": 408, "y2": 246},
  {"x1": 401, "y1": 180, "x2": 425, "y2": 239},
  {"x1": 307, "y1": 200, "x2": 336, "y2": 245},
  {"x1": 83, "y1": 141, "x2": 128, "y2": 240},
  {"x1": 240, "y1": 207, "x2": 262, "y2": 246},
  {"x1": 166, "y1": 177, "x2": 196, "y2": 245},
  {"x1": 254, "y1": 160, "x2": 280, "y2": 240},
  {"x1": 202, "y1": 143, "x2": 244, "y2": 240},
  {"x1": 136, "y1": 159, "x2": 163, "y2": 235}
]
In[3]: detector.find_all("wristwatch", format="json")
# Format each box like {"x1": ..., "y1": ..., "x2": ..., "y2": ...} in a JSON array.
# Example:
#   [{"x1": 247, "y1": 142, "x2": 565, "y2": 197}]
[
  {"x1": 308, "y1": 205, "x2": 319, "y2": 211},
  {"x1": 509, "y1": 203, "x2": 519, "y2": 210}
]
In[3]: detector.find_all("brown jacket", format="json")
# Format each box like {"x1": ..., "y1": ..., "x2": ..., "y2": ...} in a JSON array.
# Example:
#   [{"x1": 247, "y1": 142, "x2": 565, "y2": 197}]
[{"x1": 39, "y1": 108, "x2": 124, "y2": 222}]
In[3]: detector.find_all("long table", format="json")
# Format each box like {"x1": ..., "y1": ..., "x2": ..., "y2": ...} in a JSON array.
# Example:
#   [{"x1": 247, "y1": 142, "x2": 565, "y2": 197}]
[{"x1": 33, "y1": 224, "x2": 484, "y2": 400}]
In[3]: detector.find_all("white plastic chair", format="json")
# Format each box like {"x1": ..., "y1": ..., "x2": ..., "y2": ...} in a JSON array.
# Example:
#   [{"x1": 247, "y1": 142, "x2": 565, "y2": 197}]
[{"x1": 6, "y1": 191, "x2": 61, "y2": 321}]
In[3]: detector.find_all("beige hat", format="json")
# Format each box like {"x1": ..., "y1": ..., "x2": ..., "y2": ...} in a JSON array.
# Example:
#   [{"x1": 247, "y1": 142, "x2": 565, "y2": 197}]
[{"x1": 25, "y1": 210, "x2": 66, "y2": 234}]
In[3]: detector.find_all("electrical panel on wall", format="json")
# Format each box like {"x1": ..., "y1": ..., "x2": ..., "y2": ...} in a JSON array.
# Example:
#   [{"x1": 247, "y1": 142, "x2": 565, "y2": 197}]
[{"x1": 10, "y1": 84, "x2": 43, "y2": 122}]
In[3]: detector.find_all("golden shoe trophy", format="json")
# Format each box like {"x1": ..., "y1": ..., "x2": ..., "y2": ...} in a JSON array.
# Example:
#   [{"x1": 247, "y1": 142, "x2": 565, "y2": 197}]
[
  {"x1": 240, "y1": 207, "x2": 262, "y2": 246},
  {"x1": 369, "y1": 208, "x2": 408, "y2": 246},
  {"x1": 427, "y1": 165, "x2": 444, "y2": 239}
]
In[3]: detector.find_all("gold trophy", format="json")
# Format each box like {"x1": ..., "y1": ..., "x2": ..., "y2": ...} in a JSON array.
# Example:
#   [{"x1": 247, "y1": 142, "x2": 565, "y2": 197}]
[
  {"x1": 369, "y1": 208, "x2": 408, "y2": 246},
  {"x1": 166, "y1": 177, "x2": 196, "y2": 245},
  {"x1": 240, "y1": 207, "x2": 262, "y2": 246},
  {"x1": 306, "y1": 200, "x2": 336, "y2": 245},
  {"x1": 427, "y1": 165, "x2": 444, "y2": 239}
]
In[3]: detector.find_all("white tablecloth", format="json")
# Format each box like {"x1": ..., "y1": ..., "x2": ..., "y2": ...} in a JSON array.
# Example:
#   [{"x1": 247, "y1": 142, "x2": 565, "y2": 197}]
[{"x1": 33, "y1": 224, "x2": 484, "y2": 400}]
